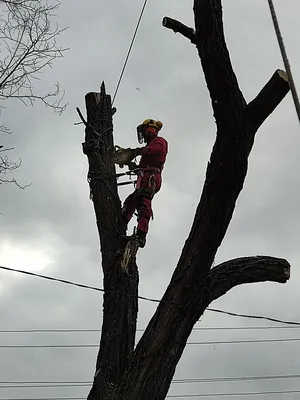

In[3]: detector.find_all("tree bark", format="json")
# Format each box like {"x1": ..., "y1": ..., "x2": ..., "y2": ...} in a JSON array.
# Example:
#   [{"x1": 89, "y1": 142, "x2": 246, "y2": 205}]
[
  {"x1": 111, "y1": 1, "x2": 291, "y2": 399},
  {"x1": 83, "y1": 1, "x2": 291, "y2": 399},
  {"x1": 82, "y1": 84, "x2": 139, "y2": 399},
  {"x1": 246, "y1": 70, "x2": 290, "y2": 133},
  {"x1": 205, "y1": 256, "x2": 290, "y2": 305},
  {"x1": 162, "y1": 17, "x2": 196, "y2": 44}
]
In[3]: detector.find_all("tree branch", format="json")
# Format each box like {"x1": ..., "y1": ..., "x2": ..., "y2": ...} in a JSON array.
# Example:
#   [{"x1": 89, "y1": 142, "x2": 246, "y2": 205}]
[
  {"x1": 246, "y1": 70, "x2": 290, "y2": 133},
  {"x1": 112, "y1": 2, "x2": 291, "y2": 399},
  {"x1": 193, "y1": 0, "x2": 246, "y2": 125},
  {"x1": 162, "y1": 17, "x2": 196, "y2": 44},
  {"x1": 205, "y1": 256, "x2": 290, "y2": 305}
]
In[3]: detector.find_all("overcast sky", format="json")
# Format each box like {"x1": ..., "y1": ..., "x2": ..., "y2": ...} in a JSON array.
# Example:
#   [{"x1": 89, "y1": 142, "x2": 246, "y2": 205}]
[{"x1": 1, "y1": 0, "x2": 300, "y2": 399}]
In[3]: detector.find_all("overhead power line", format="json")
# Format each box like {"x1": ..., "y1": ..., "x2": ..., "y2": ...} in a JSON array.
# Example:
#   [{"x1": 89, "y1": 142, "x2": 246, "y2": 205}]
[
  {"x1": 166, "y1": 391, "x2": 300, "y2": 398},
  {"x1": 2, "y1": 337, "x2": 300, "y2": 349},
  {"x1": 4, "y1": 389, "x2": 300, "y2": 399},
  {"x1": 173, "y1": 373, "x2": 300, "y2": 383},
  {"x1": 0, "y1": 398, "x2": 85, "y2": 400},
  {"x1": 2, "y1": 325, "x2": 300, "y2": 334},
  {"x1": 2, "y1": 265, "x2": 300, "y2": 327},
  {"x1": 0, "y1": 384, "x2": 91, "y2": 389},
  {"x1": 3, "y1": 373, "x2": 300, "y2": 387},
  {"x1": 112, "y1": 0, "x2": 149, "y2": 105},
  {"x1": 188, "y1": 337, "x2": 300, "y2": 345},
  {"x1": 0, "y1": 265, "x2": 163, "y2": 304},
  {"x1": 208, "y1": 307, "x2": 300, "y2": 326},
  {"x1": 267, "y1": 0, "x2": 300, "y2": 125}
]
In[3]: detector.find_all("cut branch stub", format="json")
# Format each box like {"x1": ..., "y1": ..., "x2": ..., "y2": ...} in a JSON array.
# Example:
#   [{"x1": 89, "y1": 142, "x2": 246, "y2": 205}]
[
  {"x1": 205, "y1": 256, "x2": 290, "y2": 305},
  {"x1": 246, "y1": 69, "x2": 290, "y2": 134},
  {"x1": 101, "y1": 81, "x2": 106, "y2": 96},
  {"x1": 162, "y1": 16, "x2": 197, "y2": 44}
]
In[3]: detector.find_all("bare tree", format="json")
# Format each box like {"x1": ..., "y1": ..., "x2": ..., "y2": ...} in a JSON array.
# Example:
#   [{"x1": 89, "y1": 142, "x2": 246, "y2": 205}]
[
  {"x1": 0, "y1": 0, "x2": 67, "y2": 186},
  {"x1": 81, "y1": 1, "x2": 292, "y2": 399},
  {"x1": 0, "y1": 0, "x2": 67, "y2": 112},
  {"x1": 0, "y1": 146, "x2": 20, "y2": 185}
]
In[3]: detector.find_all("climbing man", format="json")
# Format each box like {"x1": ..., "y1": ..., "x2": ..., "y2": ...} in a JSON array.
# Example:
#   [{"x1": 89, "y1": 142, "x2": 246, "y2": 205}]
[{"x1": 121, "y1": 118, "x2": 168, "y2": 248}]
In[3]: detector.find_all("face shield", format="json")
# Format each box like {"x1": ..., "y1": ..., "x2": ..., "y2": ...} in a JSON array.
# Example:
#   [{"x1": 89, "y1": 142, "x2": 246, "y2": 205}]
[{"x1": 136, "y1": 124, "x2": 146, "y2": 144}]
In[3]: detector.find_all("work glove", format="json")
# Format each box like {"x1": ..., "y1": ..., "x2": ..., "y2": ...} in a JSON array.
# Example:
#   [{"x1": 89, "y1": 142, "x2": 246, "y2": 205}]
[
  {"x1": 133, "y1": 147, "x2": 143, "y2": 156},
  {"x1": 126, "y1": 161, "x2": 138, "y2": 170}
]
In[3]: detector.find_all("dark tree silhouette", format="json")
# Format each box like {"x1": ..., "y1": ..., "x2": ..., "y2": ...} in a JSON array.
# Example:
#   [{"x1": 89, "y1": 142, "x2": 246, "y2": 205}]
[{"x1": 81, "y1": 1, "x2": 291, "y2": 399}]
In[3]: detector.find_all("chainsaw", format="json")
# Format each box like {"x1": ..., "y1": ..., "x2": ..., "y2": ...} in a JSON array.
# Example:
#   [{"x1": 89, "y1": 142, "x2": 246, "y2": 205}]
[
  {"x1": 111, "y1": 145, "x2": 140, "y2": 186},
  {"x1": 113, "y1": 145, "x2": 137, "y2": 168}
]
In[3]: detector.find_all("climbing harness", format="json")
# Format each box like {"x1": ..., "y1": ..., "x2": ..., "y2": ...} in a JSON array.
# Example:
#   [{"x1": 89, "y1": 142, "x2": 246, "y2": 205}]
[
  {"x1": 107, "y1": 169, "x2": 140, "y2": 187},
  {"x1": 116, "y1": 170, "x2": 138, "y2": 187},
  {"x1": 267, "y1": 0, "x2": 300, "y2": 125}
]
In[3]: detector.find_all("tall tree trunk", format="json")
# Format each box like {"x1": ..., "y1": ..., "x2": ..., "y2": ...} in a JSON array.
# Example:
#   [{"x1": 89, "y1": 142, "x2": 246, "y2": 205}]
[
  {"x1": 110, "y1": 1, "x2": 290, "y2": 399},
  {"x1": 82, "y1": 85, "x2": 139, "y2": 399}
]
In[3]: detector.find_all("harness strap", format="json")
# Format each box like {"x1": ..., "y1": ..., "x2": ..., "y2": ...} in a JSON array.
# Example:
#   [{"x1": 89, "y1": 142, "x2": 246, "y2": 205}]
[{"x1": 139, "y1": 167, "x2": 161, "y2": 174}]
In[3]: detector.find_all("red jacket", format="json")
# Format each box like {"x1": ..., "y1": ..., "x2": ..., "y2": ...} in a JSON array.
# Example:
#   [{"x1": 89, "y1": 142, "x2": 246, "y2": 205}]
[{"x1": 138, "y1": 136, "x2": 168, "y2": 171}]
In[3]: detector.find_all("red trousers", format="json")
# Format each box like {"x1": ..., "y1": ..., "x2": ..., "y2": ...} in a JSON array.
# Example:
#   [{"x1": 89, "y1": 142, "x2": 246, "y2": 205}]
[{"x1": 123, "y1": 172, "x2": 162, "y2": 233}]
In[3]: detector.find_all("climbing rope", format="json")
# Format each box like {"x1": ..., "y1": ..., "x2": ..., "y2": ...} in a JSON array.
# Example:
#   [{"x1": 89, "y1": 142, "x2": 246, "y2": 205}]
[
  {"x1": 267, "y1": 0, "x2": 300, "y2": 125},
  {"x1": 112, "y1": 0, "x2": 149, "y2": 105}
]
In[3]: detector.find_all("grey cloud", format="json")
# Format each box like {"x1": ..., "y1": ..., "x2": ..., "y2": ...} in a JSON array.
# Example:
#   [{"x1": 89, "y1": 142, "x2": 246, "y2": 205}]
[{"x1": 1, "y1": 0, "x2": 300, "y2": 399}]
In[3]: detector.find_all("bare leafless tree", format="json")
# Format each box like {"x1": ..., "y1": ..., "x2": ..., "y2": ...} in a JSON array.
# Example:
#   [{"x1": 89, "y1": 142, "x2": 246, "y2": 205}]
[
  {"x1": 0, "y1": 0, "x2": 67, "y2": 186},
  {"x1": 0, "y1": 145, "x2": 30, "y2": 188},
  {"x1": 82, "y1": 1, "x2": 292, "y2": 399}
]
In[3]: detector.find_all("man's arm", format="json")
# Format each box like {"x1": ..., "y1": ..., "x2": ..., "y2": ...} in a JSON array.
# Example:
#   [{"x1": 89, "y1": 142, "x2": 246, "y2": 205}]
[{"x1": 136, "y1": 138, "x2": 167, "y2": 157}]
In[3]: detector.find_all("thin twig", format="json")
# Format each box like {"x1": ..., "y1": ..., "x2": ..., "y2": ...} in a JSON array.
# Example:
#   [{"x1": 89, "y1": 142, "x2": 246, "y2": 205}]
[
  {"x1": 76, "y1": 106, "x2": 87, "y2": 126},
  {"x1": 76, "y1": 106, "x2": 101, "y2": 137}
]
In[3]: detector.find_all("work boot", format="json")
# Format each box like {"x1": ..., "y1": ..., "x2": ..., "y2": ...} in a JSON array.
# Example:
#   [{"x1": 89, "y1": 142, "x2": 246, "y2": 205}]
[
  {"x1": 136, "y1": 230, "x2": 146, "y2": 248},
  {"x1": 122, "y1": 214, "x2": 129, "y2": 232},
  {"x1": 123, "y1": 229, "x2": 147, "y2": 248}
]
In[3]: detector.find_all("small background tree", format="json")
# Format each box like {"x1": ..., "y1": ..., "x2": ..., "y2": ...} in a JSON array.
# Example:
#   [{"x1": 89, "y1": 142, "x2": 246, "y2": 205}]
[{"x1": 0, "y1": 0, "x2": 67, "y2": 186}]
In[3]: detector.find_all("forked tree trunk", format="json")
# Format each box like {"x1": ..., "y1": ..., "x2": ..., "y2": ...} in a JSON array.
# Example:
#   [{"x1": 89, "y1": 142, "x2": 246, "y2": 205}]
[{"x1": 83, "y1": 1, "x2": 291, "y2": 399}]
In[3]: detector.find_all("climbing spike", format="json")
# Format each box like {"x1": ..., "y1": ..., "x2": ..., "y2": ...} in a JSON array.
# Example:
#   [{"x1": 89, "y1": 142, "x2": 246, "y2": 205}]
[{"x1": 121, "y1": 240, "x2": 139, "y2": 271}]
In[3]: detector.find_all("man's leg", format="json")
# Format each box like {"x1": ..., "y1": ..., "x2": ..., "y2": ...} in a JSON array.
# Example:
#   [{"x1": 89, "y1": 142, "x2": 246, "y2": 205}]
[
  {"x1": 123, "y1": 173, "x2": 160, "y2": 248},
  {"x1": 136, "y1": 172, "x2": 161, "y2": 236},
  {"x1": 122, "y1": 192, "x2": 136, "y2": 231},
  {"x1": 135, "y1": 194, "x2": 153, "y2": 248}
]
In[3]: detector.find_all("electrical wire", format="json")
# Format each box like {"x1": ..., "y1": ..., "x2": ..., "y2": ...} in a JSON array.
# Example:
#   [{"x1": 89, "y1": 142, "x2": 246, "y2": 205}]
[
  {"x1": 166, "y1": 392, "x2": 300, "y2": 398},
  {"x1": 2, "y1": 337, "x2": 300, "y2": 349},
  {"x1": 1, "y1": 265, "x2": 300, "y2": 327},
  {"x1": 1, "y1": 325, "x2": 300, "y2": 333},
  {"x1": 112, "y1": 0, "x2": 148, "y2": 105},
  {"x1": 208, "y1": 307, "x2": 300, "y2": 326},
  {"x1": 0, "y1": 265, "x2": 164, "y2": 304},
  {"x1": 267, "y1": 0, "x2": 300, "y2": 125},
  {"x1": 4, "y1": 390, "x2": 300, "y2": 399},
  {"x1": 3, "y1": 373, "x2": 300, "y2": 387},
  {"x1": 1, "y1": 398, "x2": 84, "y2": 400},
  {"x1": 172, "y1": 373, "x2": 300, "y2": 383}
]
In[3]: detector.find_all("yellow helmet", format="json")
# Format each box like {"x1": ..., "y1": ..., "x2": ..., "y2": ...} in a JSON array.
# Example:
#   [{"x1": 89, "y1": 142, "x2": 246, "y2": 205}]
[{"x1": 142, "y1": 119, "x2": 163, "y2": 131}]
